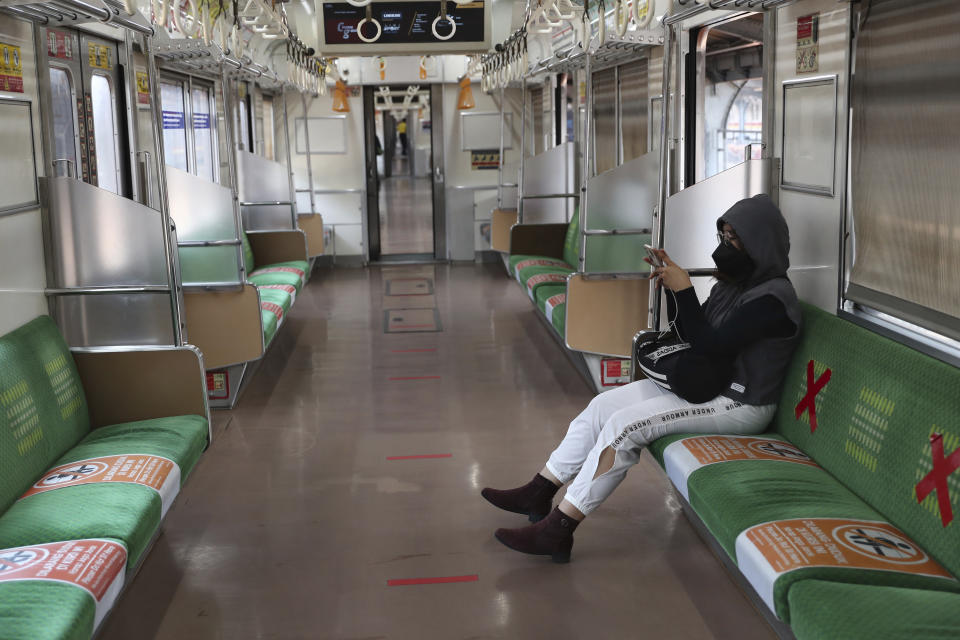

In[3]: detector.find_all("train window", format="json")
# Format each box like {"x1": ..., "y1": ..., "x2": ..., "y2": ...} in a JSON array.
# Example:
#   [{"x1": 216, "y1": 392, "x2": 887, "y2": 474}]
[
  {"x1": 262, "y1": 95, "x2": 275, "y2": 160},
  {"x1": 619, "y1": 60, "x2": 649, "y2": 165},
  {"x1": 161, "y1": 81, "x2": 189, "y2": 171},
  {"x1": 592, "y1": 67, "x2": 617, "y2": 175},
  {"x1": 531, "y1": 86, "x2": 544, "y2": 155},
  {"x1": 49, "y1": 67, "x2": 77, "y2": 177},
  {"x1": 192, "y1": 86, "x2": 215, "y2": 181},
  {"x1": 90, "y1": 74, "x2": 120, "y2": 194},
  {"x1": 237, "y1": 98, "x2": 250, "y2": 150},
  {"x1": 694, "y1": 13, "x2": 764, "y2": 182}
]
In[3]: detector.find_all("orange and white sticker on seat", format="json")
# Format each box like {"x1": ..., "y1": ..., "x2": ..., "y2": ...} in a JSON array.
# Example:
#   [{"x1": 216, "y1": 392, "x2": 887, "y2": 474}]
[
  {"x1": 514, "y1": 259, "x2": 568, "y2": 280},
  {"x1": 0, "y1": 539, "x2": 126, "y2": 627},
  {"x1": 544, "y1": 293, "x2": 566, "y2": 324},
  {"x1": 736, "y1": 518, "x2": 956, "y2": 617},
  {"x1": 525, "y1": 274, "x2": 567, "y2": 300},
  {"x1": 663, "y1": 435, "x2": 819, "y2": 499},
  {"x1": 21, "y1": 454, "x2": 181, "y2": 517}
]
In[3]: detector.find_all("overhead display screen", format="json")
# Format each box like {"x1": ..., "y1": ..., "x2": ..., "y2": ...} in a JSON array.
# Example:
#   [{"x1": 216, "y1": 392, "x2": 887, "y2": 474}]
[{"x1": 322, "y1": 1, "x2": 485, "y2": 46}]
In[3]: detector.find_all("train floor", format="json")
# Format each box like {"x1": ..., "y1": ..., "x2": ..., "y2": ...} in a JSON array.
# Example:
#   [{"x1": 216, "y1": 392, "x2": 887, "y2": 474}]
[
  {"x1": 379, "y1": 158, "x2": 434, "y2": 256},
  {"x1": 99, "y1": 262, "x2": 775, "y2": 640}
]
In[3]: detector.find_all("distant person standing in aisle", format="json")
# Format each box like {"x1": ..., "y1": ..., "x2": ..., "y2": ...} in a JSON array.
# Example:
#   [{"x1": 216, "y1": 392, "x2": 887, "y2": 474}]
[{"x1": 397, "y1": 119, "x2": 408, "y2": 156}]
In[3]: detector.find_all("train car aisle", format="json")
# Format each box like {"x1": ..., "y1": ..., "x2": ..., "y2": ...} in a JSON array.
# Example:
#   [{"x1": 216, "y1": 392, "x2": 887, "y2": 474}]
[{"x1": 98, "y1": 263, "x2": 774, "y2": 640}]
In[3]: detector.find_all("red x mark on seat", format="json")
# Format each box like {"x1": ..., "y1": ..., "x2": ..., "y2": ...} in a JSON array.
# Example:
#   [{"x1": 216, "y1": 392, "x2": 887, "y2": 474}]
[
  {"x1": 916, "y1": 433, "x2": 960, "y2": 528},
  {"x1": 794, "y1": 360, "x2": 832, "y2": 433}
]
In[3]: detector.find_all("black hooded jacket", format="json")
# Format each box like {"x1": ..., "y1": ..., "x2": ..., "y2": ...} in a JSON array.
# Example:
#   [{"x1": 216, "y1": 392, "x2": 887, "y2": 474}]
[{"x1": 667, "y1": 194, "x2": 802, "y2": 406}]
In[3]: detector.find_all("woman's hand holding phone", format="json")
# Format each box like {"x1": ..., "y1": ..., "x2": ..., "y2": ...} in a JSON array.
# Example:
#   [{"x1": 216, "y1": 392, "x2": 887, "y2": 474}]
[{"x1": 646, "y1": 248, "x2": 693, "y2": 292}]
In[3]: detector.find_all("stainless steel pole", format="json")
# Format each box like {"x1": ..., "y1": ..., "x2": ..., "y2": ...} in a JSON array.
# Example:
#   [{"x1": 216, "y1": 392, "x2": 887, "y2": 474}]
[
  {"x1": 300, "y1": 92, "x2": 316, "y2": 226},
  {"x1": 577, "y1": 53, "x2": 592, "y2": 273},
  {"x1": 652, "y1": 21, "x2": 673, "y2": 330},
  {"x1": 144, "y1": 35, "x2": 184, "y2": 345},
  {"x1": 517, "y1": 77, "x2": 526, "y2": 220},
  {"x1": 281, "y1": 90, "x2": 298, "y2": 228},
  {"x1": 497, "y1": 84, "x2": 505, "y2": 208},
  {"x1": 220, "y1": 67, "x2": 246, "y2": 280}
]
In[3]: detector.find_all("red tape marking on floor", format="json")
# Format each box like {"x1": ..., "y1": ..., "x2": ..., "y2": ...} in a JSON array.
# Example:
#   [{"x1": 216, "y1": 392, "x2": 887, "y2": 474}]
[
  {"x1": 387, "y1": 575, "x2": 478, "y2": 587},
  {"x1": 388, "y1": 376, "x2": 442, "y2": 381},
  {"x1": 915, "y1": 433, "x2": 960, "y2": 527},
  {"x1": 794, "y1": 360, "x2": 832, "y2": 433},
  {"x1": 390, "y1": 349, "x2": 437, "y2": 353},
  {"x1": 386, "y1": 454, "x2": 453, "y2": 460}
]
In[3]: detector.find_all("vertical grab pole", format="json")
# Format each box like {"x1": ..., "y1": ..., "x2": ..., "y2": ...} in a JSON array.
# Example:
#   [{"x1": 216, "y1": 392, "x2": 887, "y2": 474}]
[
  {"x1": 497, "y1": 84, "x2": 505, "y2": 209},
  {"x1": 220, "y1": 67, "x2": 246, "y2": 281},
  {"x1": 517, "y1": 77, "x2": 526, "y2": 221},
  {"x1": 144, "y1": 35, "x2": 184, "y2": 345},
  {"x1": 281, "y1": 91, "x2": 298, "y2": 227},
  {"x1": 300, "y1": 92, "x2": 316, "y2": 225},
  {"x1": 652, "y1": 20, "x2": 673, "y2": 330},
  {"x1": 577, "y1": 52, "x2": 592, "y2": 273}
]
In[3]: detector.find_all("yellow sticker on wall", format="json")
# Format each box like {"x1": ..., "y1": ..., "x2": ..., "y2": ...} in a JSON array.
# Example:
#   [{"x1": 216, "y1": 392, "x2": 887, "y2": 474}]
[
  {"x1": 0, "y1": 42, "x2": 24, "y2": 93},
  {"x1": 136, "y1": 70, "x2": 150, "y2": 104},
  {"x1": 88, "y1": 42, "x2": 112, "y2": 70}
]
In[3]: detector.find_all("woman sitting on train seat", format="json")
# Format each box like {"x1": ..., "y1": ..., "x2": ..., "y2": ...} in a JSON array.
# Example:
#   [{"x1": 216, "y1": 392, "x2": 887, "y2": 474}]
[{"x1": 482, "y1": 194, "x2": 802, "y2": 563}]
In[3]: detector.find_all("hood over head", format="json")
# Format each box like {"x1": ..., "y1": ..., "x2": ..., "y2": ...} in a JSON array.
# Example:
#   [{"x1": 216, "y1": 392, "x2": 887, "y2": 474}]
[{"x1": 717, "y1": 194, "x2": 790, "y2": 287}]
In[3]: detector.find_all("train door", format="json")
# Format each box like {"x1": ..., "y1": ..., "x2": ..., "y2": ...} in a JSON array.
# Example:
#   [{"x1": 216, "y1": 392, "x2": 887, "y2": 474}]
[{"x1": 43, "y1": 28, "x2": 127, "y2": 196}]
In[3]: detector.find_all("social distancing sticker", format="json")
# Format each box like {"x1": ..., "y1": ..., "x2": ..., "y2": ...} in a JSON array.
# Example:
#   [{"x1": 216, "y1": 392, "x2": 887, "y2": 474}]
[
  {"x1": 0, "y1": 539, "x2": 126, "y2": 627},
  {"x1": 21, "y1": 454, "x2": 180, "y2": 517},
  {"x1": 736, "y1": 518, "x2": 956, "y2": 616},
  {"x1": 664, "y1": 435, "x2": 819, "y2": 499}
]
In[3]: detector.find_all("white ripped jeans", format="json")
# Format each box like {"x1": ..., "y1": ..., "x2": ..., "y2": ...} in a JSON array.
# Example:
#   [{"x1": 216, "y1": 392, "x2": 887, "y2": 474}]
[{"x1": 545, "y1": 379, "x2": 776, "y2": 516}]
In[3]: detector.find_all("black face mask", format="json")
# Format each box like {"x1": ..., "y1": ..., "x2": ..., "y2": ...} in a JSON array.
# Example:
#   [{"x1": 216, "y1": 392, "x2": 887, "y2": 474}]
[{"x1": 712, "y1": 242, "x2": 754, "y2": 281}]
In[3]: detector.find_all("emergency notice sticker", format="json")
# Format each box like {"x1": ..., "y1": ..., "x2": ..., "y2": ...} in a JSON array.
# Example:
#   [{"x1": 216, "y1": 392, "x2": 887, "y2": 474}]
[
  {"x1": 601, "y1": 358, "x2": 631, "y2": 387},
  {"x1": 0, "y1": 539, "x2": 126, "y2": 626},
  {"x1": 0, "y1": 42, "x2": 24, "y2": 93},
  {"x1": 736, "y1": 518, "x2": 956, "y2": 616},
  {"x1": 664, "y1": 435, "x2": 819, "y2": 499},
  {"x1": 21, "y1": 455, "x2": 180, "y2": 517},
  {"x1": 136, "y1": 70, "x2": 150, "y2": 105}
]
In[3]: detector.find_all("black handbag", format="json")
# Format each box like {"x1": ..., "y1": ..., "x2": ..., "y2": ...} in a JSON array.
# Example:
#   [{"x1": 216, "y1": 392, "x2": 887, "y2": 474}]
[{"x1": 635, "y1": 331, "x2": 734, "y2": 404}]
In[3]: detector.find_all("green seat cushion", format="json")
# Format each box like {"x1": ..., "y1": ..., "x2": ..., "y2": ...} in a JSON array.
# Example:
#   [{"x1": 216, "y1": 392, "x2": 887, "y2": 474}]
[
  {"x1": 562, "y1": 210, "x2": 581, "y2": 268},
  {"x1": 241, "y1": 231, "x2": 255, "y2": 273},
  {"x1": 0, "y1": 580, "x2": 104, "y2": 640},
  {"x1": 0, "y1": 415, "x2": 207, "y2": 571},
  {"x1": 661, "y1": 441, "x2": 960, "y2": 622},
  {"x1": 551, "y1": 302, "x2": 567, "y2": 337},
  {"x1": 0, "y1": 316, "x2": 90, "y2": 514},
  {"x1": 258, "y1": 287, "x2": 293, "y2": 316},
  {"x1": 534, "y1": 285, "x2": 566, "y2": 315},
  {"x1": 248, "y1": 270, "x2": 303, "y2": 293},
  {"x1": 511, "y1": 257, "x2": 572, "y2": 283},
  {"x1": 261, "y1": 309, "x2": 279, "y2": 346},
  {"x1": 521, "y1": 270, "x2": 571, "y2": 301},
  {"x1": 771, "y1": 304, "x2": 960, "y2": 578},
  {"x1": 789, "y1": 580, "x2": 960, "y2": 640},
  {"x1": 517, "y1": 264, "x2": 573, "y2": 288}
]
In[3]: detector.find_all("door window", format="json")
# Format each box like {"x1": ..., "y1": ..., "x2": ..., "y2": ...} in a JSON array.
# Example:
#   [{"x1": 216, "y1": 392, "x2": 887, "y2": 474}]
[
  {"x1": 49, "y1": 67, "x2": 77, "y2": 177},
  {"x1": 192, "y1": 86, "x2": 215, "y2": 180},
  {"x1": 161, "y1": 81, "x2": 189, "y2": 171},
  {"x1": 90, "y1": 74, "x2": 119, "y2": 194}
]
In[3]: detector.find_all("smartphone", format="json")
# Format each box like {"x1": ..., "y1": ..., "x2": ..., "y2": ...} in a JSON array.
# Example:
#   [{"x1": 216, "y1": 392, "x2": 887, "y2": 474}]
[{"x1": 644, "y1": 244, "x2": 663, "y2": 268}]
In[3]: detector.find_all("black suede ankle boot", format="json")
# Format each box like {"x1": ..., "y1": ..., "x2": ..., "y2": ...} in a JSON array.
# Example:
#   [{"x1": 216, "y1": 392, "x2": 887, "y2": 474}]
[
  {"x1": 481, "y1": 473, "x2": 560, "y2": 522},
  {"x1": 494, "y1": 507, "x2": 579, "y2": 563}
]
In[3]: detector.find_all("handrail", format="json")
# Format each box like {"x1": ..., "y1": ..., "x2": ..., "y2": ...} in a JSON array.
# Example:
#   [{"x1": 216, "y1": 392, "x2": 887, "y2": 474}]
[
  {"x1": 521, "y1": 193, "x2": 580, "y2": 200},
  {"x1": 46, "y1": 286, "x2": 171, "y2": 295},
  {"x1": 177, "y1": 240, "x2": 242, "y2": 247},
  {"x1": 239, "y1": 200, "x2": 293, "y2": 206},
  {"x1": 582, "y1": 228, "x2": 650, "y2": 236}
]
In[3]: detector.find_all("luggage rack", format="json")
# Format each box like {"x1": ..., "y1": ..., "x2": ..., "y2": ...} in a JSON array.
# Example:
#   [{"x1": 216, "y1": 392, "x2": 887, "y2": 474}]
[{"x1": 0, "y1": 0, "x2": 153, "y2": 34}]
